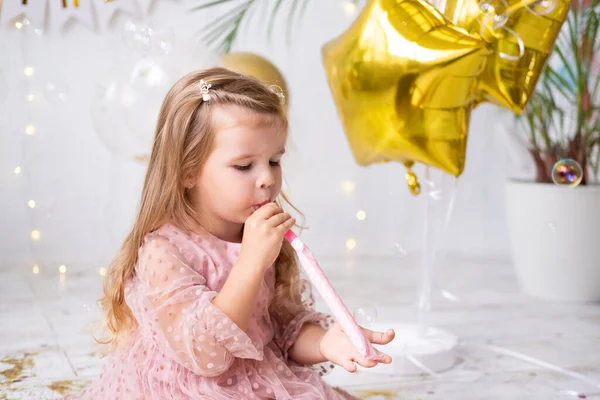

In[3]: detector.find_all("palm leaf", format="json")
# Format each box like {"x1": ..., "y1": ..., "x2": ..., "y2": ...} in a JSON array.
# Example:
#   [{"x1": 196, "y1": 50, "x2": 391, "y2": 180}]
[
  {"x1": 266, "y1": 0, "x2": 285, "y2": 43},
  {"x1": 285, "y1": 0, "x2": 304, "y2": 46},
  {"x1": 190, "y1": 0, "x2": 239, "y2": 11},
  {"x1": 192, "y1": 0, "x2": 259, "y2": 54},
  {"x1": 520, "y1": 0, "x2": 600, "y2": 180},
  {"x1": 192, "y1": 0, "x2": 314, "y2": 54}
]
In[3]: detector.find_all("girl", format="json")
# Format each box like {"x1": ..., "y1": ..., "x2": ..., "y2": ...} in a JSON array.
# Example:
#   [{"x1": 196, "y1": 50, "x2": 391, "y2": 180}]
[{"x1": 67, "y1": 67, "x2": 394, "y2": 399}]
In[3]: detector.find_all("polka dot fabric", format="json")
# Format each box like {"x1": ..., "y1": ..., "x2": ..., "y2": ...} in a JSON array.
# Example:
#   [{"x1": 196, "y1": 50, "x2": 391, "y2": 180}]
[{"x1": 65, "y1": 223, "x2": 359, "y2": 400}]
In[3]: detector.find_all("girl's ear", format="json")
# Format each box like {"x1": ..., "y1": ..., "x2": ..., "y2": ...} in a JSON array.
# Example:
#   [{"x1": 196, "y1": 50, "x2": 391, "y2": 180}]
[{"x1": 181, "y1": 173, "x2": 194, "y2": 189}]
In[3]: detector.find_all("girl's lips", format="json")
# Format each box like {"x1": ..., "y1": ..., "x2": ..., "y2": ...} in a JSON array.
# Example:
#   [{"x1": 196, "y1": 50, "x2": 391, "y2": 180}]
[{"x1": 253, "y1": 200, "x2": 271, "y2": 210}]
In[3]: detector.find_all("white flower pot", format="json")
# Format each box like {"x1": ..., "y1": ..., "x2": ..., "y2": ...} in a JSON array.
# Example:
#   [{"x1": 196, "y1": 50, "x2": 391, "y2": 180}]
[{"x1": 505, "y1": 180, "x2": 600, "y2": 303}]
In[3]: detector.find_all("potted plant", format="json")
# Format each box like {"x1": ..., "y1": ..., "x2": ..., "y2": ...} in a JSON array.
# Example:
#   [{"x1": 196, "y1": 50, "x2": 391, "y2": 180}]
[{"x1": 506, "y1": 0, "x2": 600, "y2": 302}]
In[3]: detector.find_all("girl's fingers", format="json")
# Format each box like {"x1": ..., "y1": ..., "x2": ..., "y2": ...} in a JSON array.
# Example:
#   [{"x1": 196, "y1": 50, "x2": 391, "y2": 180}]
[
  {"x1": 275, "y1": 216, "x2": 296, "y2": 234},
  {"x1": 267, "y1": 212, "x2": 292, "y2": 227},
  {"x1": 375, "y1": 349, "x2": 392, "y2": 364},
  {"x1": 352, "y1": 354, "x2": 378, "y2": 369},
  {"x1": 254, "y1": 203, "x2": 282, "y2": 219},
  {"x1": 362, "y1": 327, "x2": 395, "y2": 345},
  {"x1": 342, "y1": 360, "x2": 357, "y2": 373},
  {"x1": 283, "y1": 216, "x2": 296, "y2": 228}
]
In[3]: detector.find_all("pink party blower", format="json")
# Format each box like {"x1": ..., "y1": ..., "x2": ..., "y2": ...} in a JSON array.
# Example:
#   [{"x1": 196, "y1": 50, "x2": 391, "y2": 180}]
[{"x1": 284, "y1": 230, "x2": 384, "y2": 361}]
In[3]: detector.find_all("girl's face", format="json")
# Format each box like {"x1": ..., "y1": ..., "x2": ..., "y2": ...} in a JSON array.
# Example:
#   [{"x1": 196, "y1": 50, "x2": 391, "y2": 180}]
[{"x1": 189, "y1": 105, "x2": 287, "y2": 241}]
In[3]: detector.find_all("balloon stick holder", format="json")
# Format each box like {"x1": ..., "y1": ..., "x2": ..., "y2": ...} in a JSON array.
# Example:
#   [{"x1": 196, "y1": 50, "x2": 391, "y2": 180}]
[
  {"x1": 365, "y1": 323, "x2": 459, "y2": 375},
  {"x1": 363, "y1": 167, "x2": 459, "y2": 375}
]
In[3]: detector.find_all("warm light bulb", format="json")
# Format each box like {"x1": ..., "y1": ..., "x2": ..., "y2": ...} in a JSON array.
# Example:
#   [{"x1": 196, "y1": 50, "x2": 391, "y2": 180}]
[
  {"x1": 356, "y1": 210, "x2": 366, "y2": 221},
  {"x1": 15, "y1": 21, "x2": 23, "y2": 29},
  {"x1": 59, "y1": 264, "x2": 67, "y2": 274},
  {"x1": 28, "y1": 200, "x2": 36, "y2": 208},
  {"x1": 31, "y1": 230, "x2": 41, "y2": 241},
  {"x1": 25, "y1": 124, "x2": 36, "y2": 135},
  {"x1": 344, "y1": 1, "x2": 358, "y2": 13},
  {"x1": 341, "y1": 180, "x2": 355, "y2": 194},
  {"x1": 26, "y1": 94, "x2": 36, "y2": 102},
  {"x1": 14, "y1": 166, "x2": 21, "y2": 175},
  {"x1": 99, "y1": 267, "x2": 107, "y2": 277},
  {"x1": 24, "y1": 66, "x2": 35, "y2": 77},
  {"x1": 346, "y1": 238, "x2": 357, "y2": 250},
  {"x1": 32, "y1": 264, "x2": 40, "y2": 274}
]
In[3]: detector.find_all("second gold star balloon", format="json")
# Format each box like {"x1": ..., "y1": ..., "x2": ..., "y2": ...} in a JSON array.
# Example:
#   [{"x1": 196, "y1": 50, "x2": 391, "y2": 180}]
[
  {"x1": 435, "y1": 0, "x2": 570, "y2": 113},
  {"x1": 322, "y1": 0, "x2": 569, "y2": 193},
  {"x1": 322, "y1": 0, "x2": 491, "y2": 189}
]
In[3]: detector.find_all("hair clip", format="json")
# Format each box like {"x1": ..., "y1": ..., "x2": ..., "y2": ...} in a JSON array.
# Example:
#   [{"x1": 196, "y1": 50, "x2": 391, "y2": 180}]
[
  {"x1": 269, "y1": 85, "x2": 285, "y2": 105},
  {"x1": 199, "y1": 80, "x2": 212, "y2": 102}
]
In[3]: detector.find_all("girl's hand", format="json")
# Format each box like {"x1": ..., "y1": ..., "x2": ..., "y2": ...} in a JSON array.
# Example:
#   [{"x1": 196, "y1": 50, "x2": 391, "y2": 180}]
[
  {"x1": 319, "y1": 322, "x2": 395, "y2": 373},
  {"x1": 239, "y1": 203, "x2": 295, "y2": 273}
]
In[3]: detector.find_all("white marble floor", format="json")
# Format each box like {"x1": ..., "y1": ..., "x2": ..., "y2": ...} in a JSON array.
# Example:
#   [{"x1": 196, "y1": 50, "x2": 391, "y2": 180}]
[{"x1": 1, "y1": 253, "x2": 599, "y2": 399}]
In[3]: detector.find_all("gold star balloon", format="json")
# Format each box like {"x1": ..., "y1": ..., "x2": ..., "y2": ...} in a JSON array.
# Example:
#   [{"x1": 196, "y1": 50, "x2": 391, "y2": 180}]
[
  {"x1": 435, "y1": 0, "x2": 570, "y2": 113},
  {"x1": 322, "y1": 0, "x2": 492, "y2": 192}
]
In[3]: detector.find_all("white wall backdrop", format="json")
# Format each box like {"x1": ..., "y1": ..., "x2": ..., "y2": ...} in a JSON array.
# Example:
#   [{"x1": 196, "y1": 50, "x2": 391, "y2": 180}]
[{"x1": 0, "y1": 0, "x2": 527, "y2": 270}]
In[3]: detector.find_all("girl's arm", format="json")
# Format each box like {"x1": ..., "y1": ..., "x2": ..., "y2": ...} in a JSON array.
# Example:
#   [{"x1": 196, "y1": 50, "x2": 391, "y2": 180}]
[
  {"x1": 288, "y1": 319, "x2": 396, "y2": 371},
  {"x1": 133, "y1": 234, "x2": 264, "y2": 378},
  {"x1": 212, "y1": 259, "x2": 265, "y2": 332},
  {"x1": 287, "y1": 323, "x2": 328, "y2": 365}
]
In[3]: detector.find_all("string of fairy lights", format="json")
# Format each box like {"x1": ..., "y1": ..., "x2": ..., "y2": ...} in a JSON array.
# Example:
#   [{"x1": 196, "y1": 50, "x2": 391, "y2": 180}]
[
  {"x1": 7, "y1": 0, "x2": 374, "y2": 283},
  {"x1": 11, "y1": 16, "x2": 108, "y2": 280}
]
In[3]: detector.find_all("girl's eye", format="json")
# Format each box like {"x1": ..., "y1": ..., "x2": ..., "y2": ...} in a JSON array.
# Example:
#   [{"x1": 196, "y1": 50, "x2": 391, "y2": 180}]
[{"x1": 234, "y1": 161, "x2": 280, "y2": 171}]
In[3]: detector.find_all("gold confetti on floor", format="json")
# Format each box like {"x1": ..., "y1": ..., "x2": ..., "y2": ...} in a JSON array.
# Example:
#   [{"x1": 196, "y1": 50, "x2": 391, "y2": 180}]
[
  {"x1": 0, "y1": 352, "x2": 37, "y2": 381},
  {"x1": 0, "y1": 349, "x2": 90, "y2": 399},
  {"x1": 357, "y1": 388, "x2": 398, "y2": 399},
  {"x1": 48, "y1": 379, "x2": 88, "y2": 394}
]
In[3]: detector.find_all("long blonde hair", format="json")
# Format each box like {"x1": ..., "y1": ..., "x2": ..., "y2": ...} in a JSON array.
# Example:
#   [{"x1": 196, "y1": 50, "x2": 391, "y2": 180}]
[{"x1": 98, "y1": 67, "x2": 303, "y2": 348}]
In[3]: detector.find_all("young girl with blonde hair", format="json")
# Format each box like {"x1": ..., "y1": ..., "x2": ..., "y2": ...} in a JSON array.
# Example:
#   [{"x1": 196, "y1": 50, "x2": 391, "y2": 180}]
[{"x1": 67, "y1": 67, "x2": 394, "y2": 399}]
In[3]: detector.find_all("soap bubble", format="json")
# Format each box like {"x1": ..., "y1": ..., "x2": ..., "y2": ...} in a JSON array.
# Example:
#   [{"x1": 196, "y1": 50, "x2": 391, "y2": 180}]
[
  {"x1": 353, "y1": 303, "x2": 377, "y2": 327},
  {"x1": 552, "y1": 159, "x2": 583, "y2": 187}
]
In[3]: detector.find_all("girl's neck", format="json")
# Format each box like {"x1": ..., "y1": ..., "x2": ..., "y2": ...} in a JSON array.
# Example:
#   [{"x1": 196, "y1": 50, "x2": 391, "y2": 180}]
[{"x1": 196, "y1": 217, "x2": 244, "y2": 244}]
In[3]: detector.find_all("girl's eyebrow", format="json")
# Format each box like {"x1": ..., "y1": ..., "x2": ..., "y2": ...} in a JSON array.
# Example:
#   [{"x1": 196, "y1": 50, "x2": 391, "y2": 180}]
[{"x1": 231, "y1": 148, "x2": 286, "y2": 161}]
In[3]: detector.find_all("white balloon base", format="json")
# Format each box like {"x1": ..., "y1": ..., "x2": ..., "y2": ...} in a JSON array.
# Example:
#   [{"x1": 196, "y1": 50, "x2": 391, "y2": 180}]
[{"x1": 362, "y1": 323, "x2": 459, "y2": 375}]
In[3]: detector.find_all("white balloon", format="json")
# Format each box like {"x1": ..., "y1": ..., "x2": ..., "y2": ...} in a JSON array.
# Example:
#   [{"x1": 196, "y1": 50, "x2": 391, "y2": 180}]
[
  {"x1": 121, "y1": 17, "x2": 152, "y2": 56},
  {"x1": 91, "y1": 39, "x2": 219, "y2": 161}
]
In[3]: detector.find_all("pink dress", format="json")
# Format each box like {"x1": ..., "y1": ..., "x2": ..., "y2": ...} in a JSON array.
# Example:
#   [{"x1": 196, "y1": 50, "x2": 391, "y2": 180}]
[{"x1": 66, "y1": 223, "x2": 358, "y2": 399}]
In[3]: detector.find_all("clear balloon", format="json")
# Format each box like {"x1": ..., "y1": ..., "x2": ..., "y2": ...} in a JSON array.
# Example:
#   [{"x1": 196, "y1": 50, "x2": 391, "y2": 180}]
[
  {"x1": 122, "y1": 18, "x2": 152, "y2": 55},
  {"x1": 91, "y1": 59, "x2": 170, "y2": 161},
  {"x1": 91, "y1": 39, "x2": 219, "y2": 162},
  {"x1": 392, "y1": 242, "x2": 408, "y2": 257},
  {"x1": 130, "y1": 58, "x2": 171, "y2": 89},
  {"x1": 44, "y1": 81, "x2": 69, "y2": 103},
  {"x1": 122, "y1": 18, "x2": 175, "y2": 57},
  {"x1": 423, "y1": 179, "x2": 443, "y2": 201},
  {"x1": 18, "y1": 17, "x2": 44, "y2": 38},
  {"x1": 147, "y1": 22, "x2": 175, "y2": 56},
  {"x1": 477, "y1": 0, "x2": 509, "y2": 29},
  {"x1": 353, "y1": 303, "x2": 377, "y2": 327},
  {"x1": 552, "y1": 159, "x2": 583, "y2": 187}
]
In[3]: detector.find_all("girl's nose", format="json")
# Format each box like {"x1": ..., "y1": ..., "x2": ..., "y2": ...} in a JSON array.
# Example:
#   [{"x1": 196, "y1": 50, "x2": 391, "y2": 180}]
[{"x1": 257, "y1": 170, "x2": 275, "y2": 189}]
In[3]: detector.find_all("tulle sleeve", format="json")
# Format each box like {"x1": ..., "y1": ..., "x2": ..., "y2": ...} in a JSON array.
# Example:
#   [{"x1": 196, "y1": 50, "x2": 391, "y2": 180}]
[
  {"x1": 129, "y1": 233, "x2": 263, "y2": 377},
  {"x1": 269, "y1": 278, "x2": 334, "y2": 365}
]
